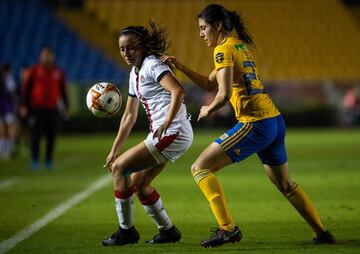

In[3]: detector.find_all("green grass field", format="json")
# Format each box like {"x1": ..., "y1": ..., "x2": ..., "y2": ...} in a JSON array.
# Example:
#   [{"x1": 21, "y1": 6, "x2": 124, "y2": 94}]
[{"x1": 0, "y1": 129, "x2": 359, "y2": 254}]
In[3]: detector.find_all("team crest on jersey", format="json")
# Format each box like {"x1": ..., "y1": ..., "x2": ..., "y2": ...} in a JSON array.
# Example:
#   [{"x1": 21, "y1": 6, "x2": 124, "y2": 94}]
[
  {"x1": 215, "y1": 52, "x2": 224, "y2": 63},
  {"x1": 219, "y1": 133, "x2": 229, "y2": 141},
  {"x1": 140, "y1": 75, "x2": 145, "y2": 82}
]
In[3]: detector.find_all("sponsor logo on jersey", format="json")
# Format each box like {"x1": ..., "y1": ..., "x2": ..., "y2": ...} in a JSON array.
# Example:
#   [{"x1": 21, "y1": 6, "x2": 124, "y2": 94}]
[
  {"x1": 215, "y1": 52, "x2": 224, "y2": 63},
  {"x1": 235, "y1": 43, "x2": 247, "y2": 51},
  {"x1": 151, "y1": 62, "x2": 165, "y2": 71}
]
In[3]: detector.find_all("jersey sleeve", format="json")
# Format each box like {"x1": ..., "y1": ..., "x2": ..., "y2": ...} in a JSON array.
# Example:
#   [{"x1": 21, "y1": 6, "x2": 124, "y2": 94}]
[
  {"x1": 214, "y1": 43, "x2": 234, "y2": 71},
  {"x1": 148, "y1": 58, "x2": 172, "y2": 83},
  {"x1": 128, "y1": 69, "x2": 137, "y2": 97}
]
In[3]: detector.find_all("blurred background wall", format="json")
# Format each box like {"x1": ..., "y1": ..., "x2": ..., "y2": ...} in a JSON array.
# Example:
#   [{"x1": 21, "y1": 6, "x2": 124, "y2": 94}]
[{"x1": 1, "y1": 0, "x2": 360, "y2": 131}]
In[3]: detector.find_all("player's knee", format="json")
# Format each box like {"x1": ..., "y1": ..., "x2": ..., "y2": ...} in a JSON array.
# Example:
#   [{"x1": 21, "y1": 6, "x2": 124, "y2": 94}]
[
  {"x1": 132, "y1": 178, "x2": 142, "y2": 192},
  {"x1": 135, "y1": 185, "x2": 153, "y2": 199},
  {"x1": 191, "y1": 162, "x2": 201, "y2": 174},
  {"x1": 111, "y1": 161, "x2": 124, "y2": 177}
]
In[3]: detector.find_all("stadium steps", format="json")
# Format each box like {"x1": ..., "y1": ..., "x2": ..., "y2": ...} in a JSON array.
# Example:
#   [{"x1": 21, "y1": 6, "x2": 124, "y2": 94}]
[
  {"x1": 80, "y1": 0, "x2": 360, "y2": 81},
  {"x1": 82, "y1": 0, "x2": 215, "y2": 82},
  {"x1": 56, "y1": 8, "x2": 124, "y2": 69}
]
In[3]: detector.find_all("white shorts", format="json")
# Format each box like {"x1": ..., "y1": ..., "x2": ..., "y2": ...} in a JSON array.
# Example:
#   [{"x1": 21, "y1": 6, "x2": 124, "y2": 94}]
[{"x1": 144, "y1": 120, "x2": 193, "y2": 164}]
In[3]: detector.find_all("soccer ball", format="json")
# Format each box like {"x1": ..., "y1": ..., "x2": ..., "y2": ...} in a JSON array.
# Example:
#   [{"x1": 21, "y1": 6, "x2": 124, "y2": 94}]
[{"x1": 86, "y1": 82, "x2": 122, "y2": 118}]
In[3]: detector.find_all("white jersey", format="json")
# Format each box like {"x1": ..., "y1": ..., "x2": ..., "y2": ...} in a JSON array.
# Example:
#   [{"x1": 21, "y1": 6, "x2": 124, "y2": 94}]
[{"x1": 128, "y1": 55, "x2": 188, "y2": 132}]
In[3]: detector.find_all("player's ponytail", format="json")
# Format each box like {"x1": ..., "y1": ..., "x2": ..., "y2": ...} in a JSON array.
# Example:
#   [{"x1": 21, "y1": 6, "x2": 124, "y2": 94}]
[
  {"x1": 197, "y1": 4, "x2": 254, "y2": 45},
  {"x1": 227, "y1": 10, "x2": 254, "y2": 45},
  {"x1": 146, "y1": 20, "x2": 170, "y2": 56},
  {"x1": 120, "y1": 20, "x2": 170, "y2": 56}
]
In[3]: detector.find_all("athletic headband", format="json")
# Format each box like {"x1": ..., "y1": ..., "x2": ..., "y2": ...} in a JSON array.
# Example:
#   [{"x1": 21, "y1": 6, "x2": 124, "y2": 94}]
[{"x1": 120, "y1": 27, "x2": 147, "y2": 38}]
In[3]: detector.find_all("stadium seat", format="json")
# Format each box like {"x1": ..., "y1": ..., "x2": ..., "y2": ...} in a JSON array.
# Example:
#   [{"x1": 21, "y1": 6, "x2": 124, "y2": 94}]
[
  {"x1": 0, "y1": 0, "x2": 126, "y2": 83},
  {"x1": 79, "y1": 0, "x2": 360, "y2": 81}
]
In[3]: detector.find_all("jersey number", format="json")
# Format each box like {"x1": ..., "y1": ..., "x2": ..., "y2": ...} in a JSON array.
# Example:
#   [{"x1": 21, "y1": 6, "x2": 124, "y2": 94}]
[{"x1": 242, "y1": 61, "x2": 260, "y2": 95}]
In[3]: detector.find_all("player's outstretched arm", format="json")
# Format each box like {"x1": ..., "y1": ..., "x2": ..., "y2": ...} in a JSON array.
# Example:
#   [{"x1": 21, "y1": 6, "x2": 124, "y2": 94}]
[
  {"x1": 160, "y1": 55, "x2": 218, "y2": 92},
  {"x1": 104, "y1": 96, "x2": 139, "y2": 170}
]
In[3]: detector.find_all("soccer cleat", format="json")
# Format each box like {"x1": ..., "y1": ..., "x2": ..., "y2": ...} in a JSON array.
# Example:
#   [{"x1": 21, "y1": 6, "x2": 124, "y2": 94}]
[
  {"x1": 102, "y1": 226, "x2": 140, "y2": 246},
  {"x1": 145, "y1": 225, "x2": 181, "y2": 244},
  {"x1": 200, "y1": 226, "x2": 242, "y2": 248},
  {"x1": 312, "y1": 230, "x2": 335, "y2": 244}
]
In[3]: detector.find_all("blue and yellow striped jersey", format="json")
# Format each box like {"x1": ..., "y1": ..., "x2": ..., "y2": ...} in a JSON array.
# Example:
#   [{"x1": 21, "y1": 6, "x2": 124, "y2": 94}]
[{"x1": 214, "y1": 37, "x2": 280, "y2": 122}]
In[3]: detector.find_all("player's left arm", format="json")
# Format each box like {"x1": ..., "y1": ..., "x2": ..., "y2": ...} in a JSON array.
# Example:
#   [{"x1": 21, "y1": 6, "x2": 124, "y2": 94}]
[
  {"x1": 154, "y1": 72, "x2": 185, "y2": 139},
  {"x1": 198, "y1": 66, "x2": 233, "y2": 121}
]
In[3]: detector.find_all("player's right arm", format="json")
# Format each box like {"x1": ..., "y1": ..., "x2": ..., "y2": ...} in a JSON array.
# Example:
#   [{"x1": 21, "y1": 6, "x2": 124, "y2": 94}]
[
  {"x1": 104, "y1": 95, "x2": 139, "y2": 169},
  {"x1": 160, "y1": 55, "x2": 218, "y2": 92}
]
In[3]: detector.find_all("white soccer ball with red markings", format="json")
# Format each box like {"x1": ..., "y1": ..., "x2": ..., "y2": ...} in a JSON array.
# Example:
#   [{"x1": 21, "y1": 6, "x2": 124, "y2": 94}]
[{"x1": 86, "y1": 82, "x2": 122, "y2": 118}]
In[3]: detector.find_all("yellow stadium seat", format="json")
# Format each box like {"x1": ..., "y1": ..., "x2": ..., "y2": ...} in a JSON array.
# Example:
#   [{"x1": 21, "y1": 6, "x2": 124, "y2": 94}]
[{"x1": 75, "y1": 0, "x2": 360, "y2": 80}]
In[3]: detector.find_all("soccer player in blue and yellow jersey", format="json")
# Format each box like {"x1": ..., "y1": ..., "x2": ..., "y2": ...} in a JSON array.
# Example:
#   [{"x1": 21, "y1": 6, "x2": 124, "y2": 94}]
[{"x1": 161, "y1": 3, "x2": 335, "y2": 248}]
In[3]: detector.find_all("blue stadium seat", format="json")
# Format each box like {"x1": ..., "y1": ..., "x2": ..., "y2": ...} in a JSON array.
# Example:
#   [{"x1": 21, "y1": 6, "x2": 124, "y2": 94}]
[{"x1": 0, "y1": 0, "x2": 127, "y2": 84}]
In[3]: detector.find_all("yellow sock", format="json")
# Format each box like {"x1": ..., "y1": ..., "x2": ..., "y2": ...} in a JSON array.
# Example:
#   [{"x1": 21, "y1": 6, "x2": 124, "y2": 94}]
[
  {"x1": 193, "y1": 169, "x2": 235, "y2": 231},
  {"x1": 284, "y1": 183, "x2": 325, "y2": 235}
]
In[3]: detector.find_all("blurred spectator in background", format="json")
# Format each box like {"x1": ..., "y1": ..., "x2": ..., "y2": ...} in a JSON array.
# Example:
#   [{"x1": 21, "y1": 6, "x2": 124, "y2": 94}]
[
  {"x1": 342, "y1": 85, "x2": 360, "y2": 126},
  {"x1": 0, "y1": 64, "x2": 18, "y2": 160},
  {"x1": 14, "y1": 65, "x2": 31, "y2": 156},
  {"x1": 20, "y1": 46, "x2": 69, "y2": 170}
]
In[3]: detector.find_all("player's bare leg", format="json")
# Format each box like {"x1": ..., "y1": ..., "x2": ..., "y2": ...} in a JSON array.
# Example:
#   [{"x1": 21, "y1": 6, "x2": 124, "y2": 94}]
[{"x1": 263, "y1": 163, "x2": 335, "y2": 244}]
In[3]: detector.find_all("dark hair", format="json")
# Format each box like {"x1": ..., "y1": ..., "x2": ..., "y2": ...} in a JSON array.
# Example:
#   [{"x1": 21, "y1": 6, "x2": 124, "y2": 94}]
[
  {"x1": 120, "y1": 20, "x2": 170, "y2": 56},
  {"x1": 197, "y1": 4, "x2": 254, "y2": 45}
]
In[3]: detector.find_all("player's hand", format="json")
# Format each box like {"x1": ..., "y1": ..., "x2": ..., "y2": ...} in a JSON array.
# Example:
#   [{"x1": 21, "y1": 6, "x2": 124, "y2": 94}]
[
  {"x1": 197, "y1": 106, "x2": 210, "y2": 121},
  {"x1": 103, "y1": 151, "x2": 117, "y2": 172},
  {"x1": 160, "y1": 55, "x2": 181, "y2": 70},
  {"x1": 153, "y1": 120, "x2": 171, "y2": 140}
]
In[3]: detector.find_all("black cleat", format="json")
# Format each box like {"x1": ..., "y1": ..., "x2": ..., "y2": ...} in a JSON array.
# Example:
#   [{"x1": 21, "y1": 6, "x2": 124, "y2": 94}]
[
  {"x1": 200, "y1": 226, "x2": 242, "y2": 248},
  {"x1": 102, "y1": 226, "x2": 140, "y2": 246},
  {"x1": 312, "y1": 230, "x2": 335, "y2": 244},
  {"x1": 145, "y1": 225, "x2": 181, "y2": 244}
]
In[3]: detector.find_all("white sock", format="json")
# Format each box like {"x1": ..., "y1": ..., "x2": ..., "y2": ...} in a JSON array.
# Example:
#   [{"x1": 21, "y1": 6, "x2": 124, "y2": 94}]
[
  {"x1": 115, "y1": 194, "x2": 134, "y2": 229},
  {"x1": 143, "y1": 197, "x2": 173, "y2": 230}
]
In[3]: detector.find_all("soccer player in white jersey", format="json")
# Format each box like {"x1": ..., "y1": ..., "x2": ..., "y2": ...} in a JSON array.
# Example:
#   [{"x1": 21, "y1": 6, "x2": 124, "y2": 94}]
[{"x1": 102, "y1": 22, "x2": 193, "y2": 246}]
